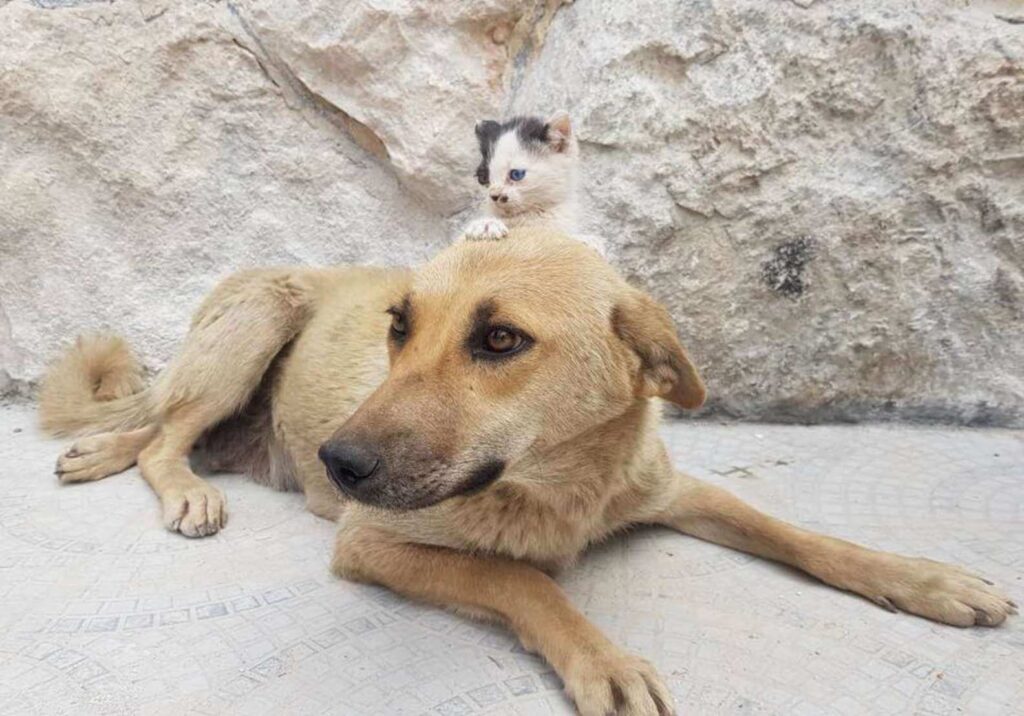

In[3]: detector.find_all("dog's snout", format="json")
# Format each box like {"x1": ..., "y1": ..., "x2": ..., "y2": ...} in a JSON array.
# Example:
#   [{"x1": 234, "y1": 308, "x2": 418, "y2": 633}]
[{"x1": 318, "y1": 441, "x2": 380, "y2": 490}]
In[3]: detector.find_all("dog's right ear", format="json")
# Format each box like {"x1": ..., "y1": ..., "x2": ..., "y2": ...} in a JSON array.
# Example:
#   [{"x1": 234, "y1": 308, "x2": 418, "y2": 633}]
[{"x1": 612, "y1": 289, "x2": 706, "y2": 409}]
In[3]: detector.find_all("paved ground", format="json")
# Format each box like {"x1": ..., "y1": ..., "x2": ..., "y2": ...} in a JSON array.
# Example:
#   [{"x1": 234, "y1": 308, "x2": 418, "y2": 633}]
[{"x1": 0, "y1": 403, "x2": 1021, "y2": 715}]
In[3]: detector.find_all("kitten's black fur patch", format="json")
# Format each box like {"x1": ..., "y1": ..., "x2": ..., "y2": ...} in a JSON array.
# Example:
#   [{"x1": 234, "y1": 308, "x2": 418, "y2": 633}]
[
  {"x1": 474, "y1": 120, "x2": 502, "y2": 186},
  {"x1": 511, "y1": 116, "x2": 550, "y2": 146},
  {"x1": 474, "y1": 116, "x2": 550, "y2": 185}
]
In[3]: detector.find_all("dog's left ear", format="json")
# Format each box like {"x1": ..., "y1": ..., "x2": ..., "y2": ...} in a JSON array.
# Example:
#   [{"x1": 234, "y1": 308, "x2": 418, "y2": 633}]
[{"x1": 612, "y1": 289, "x2": 706, "y2": 409}]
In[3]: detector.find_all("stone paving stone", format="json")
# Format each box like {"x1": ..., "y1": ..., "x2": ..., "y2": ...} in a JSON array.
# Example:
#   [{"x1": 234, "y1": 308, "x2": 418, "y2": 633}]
[{"x1": 0, "y1": 405, "x2": 1021, "y2": 714}]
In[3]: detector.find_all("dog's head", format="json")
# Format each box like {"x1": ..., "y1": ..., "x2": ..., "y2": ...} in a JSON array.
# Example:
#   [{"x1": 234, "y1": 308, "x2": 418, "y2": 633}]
[{"x1": 319, "y1": 229, "x2": 705, "y2": 509}]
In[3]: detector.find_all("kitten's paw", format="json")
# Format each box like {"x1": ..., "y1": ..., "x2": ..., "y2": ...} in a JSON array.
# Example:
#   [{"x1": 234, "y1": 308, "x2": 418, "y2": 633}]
[{"x1": 462, "y1": 218, "x2": 509, "y2": 242}]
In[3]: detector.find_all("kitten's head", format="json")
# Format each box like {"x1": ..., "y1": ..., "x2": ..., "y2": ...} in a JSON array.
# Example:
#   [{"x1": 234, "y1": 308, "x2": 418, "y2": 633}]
[{"x1": 474, "y1": 111, "x2": 577, "y2": 217}]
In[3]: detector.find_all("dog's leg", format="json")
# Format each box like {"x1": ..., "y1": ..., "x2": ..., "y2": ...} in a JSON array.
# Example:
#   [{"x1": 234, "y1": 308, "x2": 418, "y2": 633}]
[
  {"x1": 138, "y1": 406, "x2": 228, "y2": 537},
  {"x1": 135, "y1": 269, "x2": 316, "y2": 537},
  {"x1": 334, "y1": 526, "x2": 674, "y2": 716},
  {"x1": 658, "y1": 474, "x2": 1017, "y2": 627},
  {"x1": 55, "y1": 425, "x2": 157, "y2": 483}
]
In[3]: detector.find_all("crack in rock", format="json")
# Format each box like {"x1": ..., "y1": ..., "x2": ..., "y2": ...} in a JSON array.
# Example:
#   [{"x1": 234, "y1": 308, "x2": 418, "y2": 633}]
[
  {"x1": 225, "y1": 2, "x2": 390, "y2": 162},
  {"x1": 505, "y1": 0, "x2": 573, "y2": 107}
]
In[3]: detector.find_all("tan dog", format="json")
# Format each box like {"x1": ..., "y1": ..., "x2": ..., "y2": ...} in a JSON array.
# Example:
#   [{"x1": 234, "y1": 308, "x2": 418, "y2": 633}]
[{"x1": 41, "y1": 229, "x2": 1016, "y2": 716}]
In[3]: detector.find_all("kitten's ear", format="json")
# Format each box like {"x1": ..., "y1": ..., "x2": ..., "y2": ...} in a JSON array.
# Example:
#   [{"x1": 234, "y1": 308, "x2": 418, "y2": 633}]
[
  {"x1": 474, "y1": 120, "x2": 501, "y2": 185},
  {"x1": 545, "y1": 111, "x2": 573, "y2": 153},
  {"x1": 474, "y1": 120, "x2": 501, "y2": 146}
]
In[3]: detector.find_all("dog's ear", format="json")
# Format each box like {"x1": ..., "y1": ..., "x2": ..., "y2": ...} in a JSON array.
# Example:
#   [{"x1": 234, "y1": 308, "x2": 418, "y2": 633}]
[{"x1": 612, "y1": 289, "x2": 706, "y2": 409}]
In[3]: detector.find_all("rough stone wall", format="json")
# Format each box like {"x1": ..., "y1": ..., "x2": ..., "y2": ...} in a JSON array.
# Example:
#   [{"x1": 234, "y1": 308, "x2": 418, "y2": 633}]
[{"x1": 1, "y1": 0, "x2": 1022, "y2": 425}]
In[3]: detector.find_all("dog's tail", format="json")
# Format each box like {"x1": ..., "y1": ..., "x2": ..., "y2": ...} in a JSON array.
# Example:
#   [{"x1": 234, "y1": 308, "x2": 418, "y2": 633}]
[{"x1": 39, "y1": 334, "x2": 155, "y2": 438}]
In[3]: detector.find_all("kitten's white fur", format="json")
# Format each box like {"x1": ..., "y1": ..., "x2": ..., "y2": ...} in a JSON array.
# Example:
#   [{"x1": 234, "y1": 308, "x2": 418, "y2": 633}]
[{"x1": 462, "y1": 112, "x2": 600, "y2": 251}]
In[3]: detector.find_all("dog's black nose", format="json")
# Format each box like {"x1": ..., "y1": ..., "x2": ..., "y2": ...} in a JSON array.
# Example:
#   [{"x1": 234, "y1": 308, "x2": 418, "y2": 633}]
[{"x1": 318, "y1": 441, "x2": 380, "y2": 490}]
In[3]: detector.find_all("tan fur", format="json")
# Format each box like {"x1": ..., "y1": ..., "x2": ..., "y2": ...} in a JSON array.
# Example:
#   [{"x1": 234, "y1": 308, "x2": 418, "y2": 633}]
[
  {"x1": 40, "y1": 334, "x2": 151, "y2": 437},
  {"x1": 41, "y1": 229, "x2": 1016, "y2": 715}
]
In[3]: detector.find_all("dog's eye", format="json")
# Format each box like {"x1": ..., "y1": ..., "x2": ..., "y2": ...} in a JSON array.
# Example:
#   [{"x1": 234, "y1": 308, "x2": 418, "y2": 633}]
[
  {"x1": 387, "y1": 309, "x2": 408, "y2": 341},
  {"x1": 484, "y1": 327, "x2": 522, "y2": 354},
  {"x1": 508, "y1": 168, "x2": 526, "y2": 182},
  {"x1": 468, "y1": 319, "x2": 532, "y2": 362}
]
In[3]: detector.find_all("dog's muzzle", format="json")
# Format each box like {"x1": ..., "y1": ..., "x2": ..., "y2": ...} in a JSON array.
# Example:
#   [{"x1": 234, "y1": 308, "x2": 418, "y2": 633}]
[{"x1": 318, "y1": 438, "x2": 506, "y2": 510}]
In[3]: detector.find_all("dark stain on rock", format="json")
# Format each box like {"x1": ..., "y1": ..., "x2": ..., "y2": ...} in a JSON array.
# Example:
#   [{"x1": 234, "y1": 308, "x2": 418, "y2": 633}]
[
  {"x1": 993, "y1": 268, "x2": 1021, "y2": 309},
  {"x1": 957, "y1": 185, "x2": 1006, "y2": 233},
  {"x1": 762, "y1": 237, "x2": 815, "y2": 299},
  {"x1": 979, "y1": 201, "x2": 1006, "y2": 233}
]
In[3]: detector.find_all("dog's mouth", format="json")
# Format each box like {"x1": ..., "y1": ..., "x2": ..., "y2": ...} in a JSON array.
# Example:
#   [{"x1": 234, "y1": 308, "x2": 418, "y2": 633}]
[
  {"x1": 322, "y1": 456, "x2": 506, "y2": 511},
  {"x1": 455, "y1": 460, "x2": 506, "y2": 496}
]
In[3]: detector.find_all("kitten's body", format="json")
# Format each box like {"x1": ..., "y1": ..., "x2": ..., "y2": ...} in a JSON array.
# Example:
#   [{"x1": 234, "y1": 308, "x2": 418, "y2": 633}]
[{"x1": 463, "y1": 113, "x2": 602, "y2": 252}]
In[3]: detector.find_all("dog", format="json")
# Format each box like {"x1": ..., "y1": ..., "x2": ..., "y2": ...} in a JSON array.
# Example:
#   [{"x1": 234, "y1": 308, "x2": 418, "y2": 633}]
[{"x1": 41, "y1": 228, "x2": 1016, "y2": 715}]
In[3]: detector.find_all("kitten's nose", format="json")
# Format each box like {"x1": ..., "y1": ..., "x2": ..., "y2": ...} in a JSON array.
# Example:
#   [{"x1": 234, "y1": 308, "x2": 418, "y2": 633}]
[{"x1": 489, "y1": 192, "x2": 502, "y2": 202}]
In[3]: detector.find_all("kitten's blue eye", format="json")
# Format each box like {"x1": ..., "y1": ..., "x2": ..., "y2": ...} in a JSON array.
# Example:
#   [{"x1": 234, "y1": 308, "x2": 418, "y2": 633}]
[{"x1": 508, "y1": 168, "x2": 526, "y2": 182}]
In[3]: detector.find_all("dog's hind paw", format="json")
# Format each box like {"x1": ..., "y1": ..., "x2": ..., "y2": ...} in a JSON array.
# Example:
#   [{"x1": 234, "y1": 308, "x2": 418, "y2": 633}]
[{"x1": 55, "y1": 431, "x2": 144, "y2": 483}]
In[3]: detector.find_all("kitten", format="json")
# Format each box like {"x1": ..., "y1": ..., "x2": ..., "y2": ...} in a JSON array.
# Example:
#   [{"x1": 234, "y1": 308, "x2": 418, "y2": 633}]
[{"x1": 461, "y1": 111, "x2": 579, "y2": 242}]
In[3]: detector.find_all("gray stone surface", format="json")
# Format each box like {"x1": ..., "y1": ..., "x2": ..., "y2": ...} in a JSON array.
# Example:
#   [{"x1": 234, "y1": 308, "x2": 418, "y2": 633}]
[
  {"x1": 2, "y1": 0, "x2": 1023, "y2": 425},
  {"x1": 1, "y1": 404, "x2": 1022, "y2": 714}
]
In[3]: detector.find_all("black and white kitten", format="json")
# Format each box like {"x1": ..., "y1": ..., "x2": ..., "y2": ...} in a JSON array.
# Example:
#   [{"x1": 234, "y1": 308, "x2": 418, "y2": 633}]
[{"x1": 462, "y1": 111, "x2": 579, "y2": 241}]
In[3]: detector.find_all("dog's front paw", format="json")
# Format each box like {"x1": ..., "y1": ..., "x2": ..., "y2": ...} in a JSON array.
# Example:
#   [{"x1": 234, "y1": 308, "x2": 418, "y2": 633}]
[
  {"x1": 562, "y1": 649, "x2": 674, "y2": 716},
  {"x1": 856, "y1": 554, "x2": 1016, "y2": 627},
  {"x1": 162, "y1": 483, "x2": 227, "y2": 538},
  {"x1": 462, "y1": 218, "x2": 508, "y2": 242}
]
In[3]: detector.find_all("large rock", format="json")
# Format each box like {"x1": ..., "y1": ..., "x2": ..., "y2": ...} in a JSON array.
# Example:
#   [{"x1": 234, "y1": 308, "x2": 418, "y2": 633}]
[
  {"x1": 0, "y1": 0, "x2": 459, "y2": 395},
  {"x1": 1, "y1": 0, "x2": 1022, "y2": 425}
]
